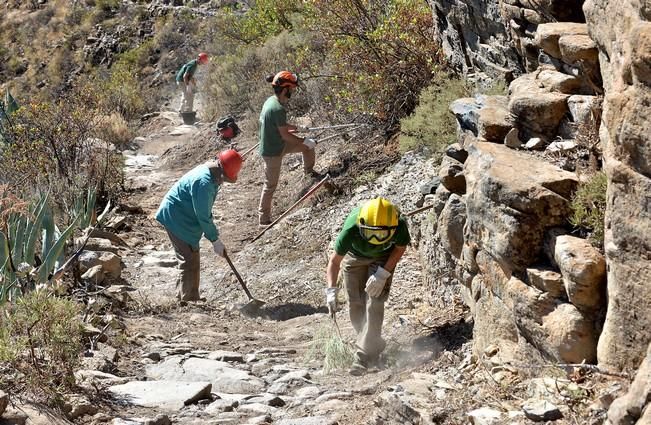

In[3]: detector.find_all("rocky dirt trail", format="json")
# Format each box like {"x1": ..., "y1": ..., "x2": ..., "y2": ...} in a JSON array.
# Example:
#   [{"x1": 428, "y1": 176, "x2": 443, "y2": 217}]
[{"x1": 83, "y1": 103, "x2": 480, "y2": 425}]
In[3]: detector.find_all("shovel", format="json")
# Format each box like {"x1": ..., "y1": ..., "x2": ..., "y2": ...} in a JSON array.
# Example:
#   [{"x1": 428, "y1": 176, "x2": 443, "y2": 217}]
[{"x1": 223, "y1": 251, "x2": 266, "y2": 313}]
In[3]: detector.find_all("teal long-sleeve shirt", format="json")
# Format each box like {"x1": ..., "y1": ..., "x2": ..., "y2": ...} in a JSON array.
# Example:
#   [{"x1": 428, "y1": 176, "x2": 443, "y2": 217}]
[{"x1": 155, "y1": 164, "x2": 220, "y2": 249}]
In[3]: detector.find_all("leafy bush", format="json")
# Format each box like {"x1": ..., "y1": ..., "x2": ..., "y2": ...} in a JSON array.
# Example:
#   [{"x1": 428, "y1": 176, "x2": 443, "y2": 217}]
[
  {"x1": 0, "y1": 86, "x2": 124, "y2": 213},
  {"x1": 0, "y1": 289, "x2": 82, "y2": 405},
  {"x1": 220, "y1": 0, "x2": 304, "y2": 44},
  {"x1": 204, "y1": 30, "x2": 314, "y2": 119},
  {"x1": 398, "y1": 75, "x2": 469, "y2": 157},
  {"x1": 570, "y1": 171, "x2": 607, "y2": 247},
  {"x1": 98, "y1": 63, "x2": 152, "y2": 121},
  {"x1": 99, "y1": 112, "x2": 134, "y2": 148},
  {"x1": 306, "y1": 0, "x2": 443, "y2": 126},
  {"x1": 212, "y1": 0, "x2": 444, "y2": 126}
]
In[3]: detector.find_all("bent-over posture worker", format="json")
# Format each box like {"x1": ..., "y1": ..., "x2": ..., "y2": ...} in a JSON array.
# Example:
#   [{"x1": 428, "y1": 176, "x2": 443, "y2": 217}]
[
  {"x1": 176, "y1": 52, "x2": 209, "y2": 113},
  {"x1": 156, "y1": 149, "x2": 243, "y2": 301},
  {"x1": 325, "y1": 197, "x2": 410, "y2": 375},
  {"x1": 257, "y1": 70, "x2": 319, "y2": 226}
]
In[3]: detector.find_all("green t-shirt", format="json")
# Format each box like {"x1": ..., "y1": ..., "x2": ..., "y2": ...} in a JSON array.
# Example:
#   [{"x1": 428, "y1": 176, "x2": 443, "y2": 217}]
[
  {"x1": 334, "y1": 207, "x2": 411, "y2": 258},
  {"x1": 176, "y1": 59, "x2": 198, "y2": 83},
  {"x1": 258, "y1": 96, "x2": 286, "y2": 157}
]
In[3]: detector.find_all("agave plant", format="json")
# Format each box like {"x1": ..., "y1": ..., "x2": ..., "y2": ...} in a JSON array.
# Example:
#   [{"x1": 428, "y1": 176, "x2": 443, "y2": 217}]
[{"x1": 0, "y1": 188, "x2": 109, "y2": 303}]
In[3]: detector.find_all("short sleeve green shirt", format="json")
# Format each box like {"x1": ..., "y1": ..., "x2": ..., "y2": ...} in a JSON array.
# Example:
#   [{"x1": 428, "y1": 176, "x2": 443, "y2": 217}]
[
  {"x1": 176, "y1": 59, "x2": 198, "y2": 83},
  {"x1": 258, "y1": 96, "x2": 287, "y2": 157},
  {"x1": 334, "y1": 207, "x2": 411, "y2": 258}
]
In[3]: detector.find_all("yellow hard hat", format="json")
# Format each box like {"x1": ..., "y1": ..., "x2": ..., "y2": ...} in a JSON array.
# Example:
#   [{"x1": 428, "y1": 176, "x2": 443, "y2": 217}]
[{"x1": 357, "y1": 197, "x2": 399, "y2": 245}]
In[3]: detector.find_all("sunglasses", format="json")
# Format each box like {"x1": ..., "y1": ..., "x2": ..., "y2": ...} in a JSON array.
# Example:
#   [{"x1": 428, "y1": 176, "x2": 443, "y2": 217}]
[{"x1": 359, "y1": 225, "x2": 397, "y2": 244}]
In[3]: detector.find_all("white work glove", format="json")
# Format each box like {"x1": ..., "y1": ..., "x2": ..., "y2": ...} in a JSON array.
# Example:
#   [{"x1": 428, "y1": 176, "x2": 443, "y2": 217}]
[
  {"x1": 365, "y1": 266, "x2": 391, "y2": 298},
  {"x1": 303, "y1": 138, "x2": 316, "y2": 149},
  {"x1": 212, "y1": 239, "x2": 226, "y2": 257},
  {"x1": 325, "y1": 287, "x2": 338, "y2": 317}
]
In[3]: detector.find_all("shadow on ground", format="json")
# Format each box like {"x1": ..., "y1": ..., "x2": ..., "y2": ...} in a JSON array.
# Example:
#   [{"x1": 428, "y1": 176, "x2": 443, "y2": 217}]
[
  {"x1": 412, "y1": 317, "x2": 473, "y2": 353},
  {"x1": 254, "y1": 302, "x2": 328, "y2": 321}
]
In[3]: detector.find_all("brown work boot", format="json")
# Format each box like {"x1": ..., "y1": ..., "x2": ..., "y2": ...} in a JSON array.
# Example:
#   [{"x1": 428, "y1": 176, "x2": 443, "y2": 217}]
[{"x1": 259, "y1": 217, "x2": 272, "y2": 226}]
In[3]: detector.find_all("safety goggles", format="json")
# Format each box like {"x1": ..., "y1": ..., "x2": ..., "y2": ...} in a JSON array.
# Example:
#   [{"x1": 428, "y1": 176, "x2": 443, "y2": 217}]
[{"x1": 359, "y1": 225, "x2": 397, "y2": 244}]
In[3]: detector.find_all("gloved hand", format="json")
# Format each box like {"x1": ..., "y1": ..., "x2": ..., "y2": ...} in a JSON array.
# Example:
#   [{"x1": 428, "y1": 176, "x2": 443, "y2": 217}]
[
  {"x1": 325, "y1": 287, "x2": 338, "y2": 317},
  {"x1": 212, "y1": 239, "x2": 226, "y2": 257},
  {"x1": 303, "y1": 138, "x2": 316, "y2": 149},
  {"x1": 365, "y1": 266, "x2": 391, "y2": 298}
]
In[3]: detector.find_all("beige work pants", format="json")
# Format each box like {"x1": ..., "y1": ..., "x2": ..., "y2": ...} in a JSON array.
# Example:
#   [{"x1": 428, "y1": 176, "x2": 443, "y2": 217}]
[
  {"x1": 179, "y1": 82, "x2": 195, "y2": 113},
  {"x1": 166, "y1": 230, "x2": 201, "y2": 301},
  {"x1": 342, "y1": 253, "x2": 392, "y2": 360},
  {"x1": 258, "y1": 140, "x2": 316, "y2": 223}
]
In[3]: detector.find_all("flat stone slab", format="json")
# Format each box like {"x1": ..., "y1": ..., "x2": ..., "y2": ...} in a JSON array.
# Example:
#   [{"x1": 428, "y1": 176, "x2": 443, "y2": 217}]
[
  {"x1": 147, "y1": 356, "x2": 265, "y2": 394},
  {"x1": 109, "y1": 380, "x2": 211, "y2": 410},
  {"x1": 207, "y1": 350, "x2": 245, "y2": 363}
]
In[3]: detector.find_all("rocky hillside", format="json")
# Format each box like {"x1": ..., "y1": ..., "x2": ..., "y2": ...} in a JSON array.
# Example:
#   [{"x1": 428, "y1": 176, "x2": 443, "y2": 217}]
[{"x1": 422, "y1": 0, "x2": 651, "y2": 422}]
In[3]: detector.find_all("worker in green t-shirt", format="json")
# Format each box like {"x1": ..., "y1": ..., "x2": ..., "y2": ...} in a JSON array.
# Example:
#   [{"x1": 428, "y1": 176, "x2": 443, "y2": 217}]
[
  {"x1": 325, "y1": 197, "x2": 411, "y2": 375},
  {"x1": 257, "y1": 71, "x2": 319, "y2": 225},
  {"x1": 176, "y1": 52, "x2": 208, "y2": 113}
]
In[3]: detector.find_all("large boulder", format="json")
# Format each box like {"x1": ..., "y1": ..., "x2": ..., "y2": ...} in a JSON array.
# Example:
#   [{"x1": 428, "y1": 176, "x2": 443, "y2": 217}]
[
  {"x1": 79, "y1": 251, "x2": 122, "y2": 279},
  {"x1": 534, "y1": 23, "x2": 589, "y2": 59},
  {"x1": 438, "y1": 156, "x2": 466, "y2": 195},
  {"x1": 552, "y1": 235, "x2": 606, "y2": 313},
  {"x1": 450, "y1": 95, "x2": 514, "y2": 143},
  {"x1": 477, "y1": 96, "x2": 514, "y2": 143},
  {"x1": 559, "y1": 34, "x2": 599, "y2": 64},
  {"x1": 538, "y1": 69, "x2": 582, "y2": 94},
  {"x1": 437, "y1": 194, "x2": 467, "y2": 259},
  {"x1": 541, "y1": 303, "x2": 598, "y2": 364},
  {"x1": 464, "y1": 142, "x2": 578, "y2": 271},
  {"x1": 509, "y1": 90, "x2": 569, "y2": 136},
  {"x1": 584, "y1": 0, "x2": 651, "y2": 371}
]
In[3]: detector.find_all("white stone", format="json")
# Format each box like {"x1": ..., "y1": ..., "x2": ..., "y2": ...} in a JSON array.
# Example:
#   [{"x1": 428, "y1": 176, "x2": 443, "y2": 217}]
[
  {"x1": 524, "y1": 137, "x2": 545, "y2": 150},
  {"x1": 108, "y1": 380, "x2": 211, "y2": 410},
  {"x1": 467, "y1": 407, "x2": 503, "y2": 424},
  {"x1": 146, "y1": 356, "x2": 265, "y2": 394}
]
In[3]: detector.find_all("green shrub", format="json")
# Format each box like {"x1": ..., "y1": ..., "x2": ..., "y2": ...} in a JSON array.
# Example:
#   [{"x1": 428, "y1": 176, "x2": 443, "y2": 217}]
[
  {"x1": 0, "y1": 289, "x2": 83, "y2": 405},
  {"x1": 570, "y1": 171, "x2": 607, "y2": 247},
  {"x1": 204, "y1": 30, "x2": 312, "y2": 119},
  {"x1": 220, "y1": 0, "x2": 304, "y2": 44},
  {"x1": 398, "y1": 74, "x2": 469, "y2": 157},
  {"x1": 96, "y1": 49, "x2": 156, "y2": 121},
  {"x1": 305, "y1": 0, "x2": 443, "y2": 126},
  {"x1": 0, "y1": 86, "x2": 125, "y2": 212}
]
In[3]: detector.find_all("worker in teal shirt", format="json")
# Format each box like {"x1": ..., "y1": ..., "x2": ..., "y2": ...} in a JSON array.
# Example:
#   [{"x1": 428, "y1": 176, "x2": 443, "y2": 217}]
[{"x1": 156, "y1": 149, "x2": 243, "y2": 301}]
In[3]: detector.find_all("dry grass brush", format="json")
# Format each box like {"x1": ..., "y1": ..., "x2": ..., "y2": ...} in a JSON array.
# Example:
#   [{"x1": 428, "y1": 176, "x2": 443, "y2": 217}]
[{"x1": 306, "y1": 322, "x2": 354, "y2": 373}]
